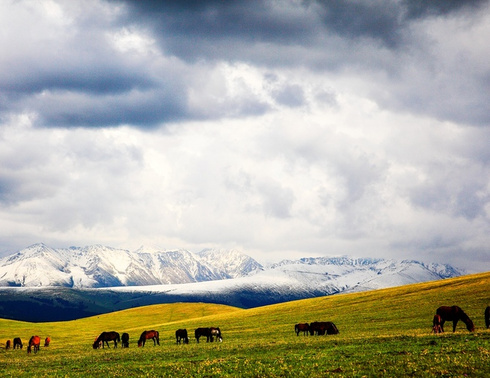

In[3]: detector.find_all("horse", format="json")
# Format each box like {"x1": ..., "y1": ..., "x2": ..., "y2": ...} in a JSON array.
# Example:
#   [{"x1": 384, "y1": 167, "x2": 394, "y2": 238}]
[
  {"x1": 27, "y1": 336, "x2": 40, "y2": 354},
  {"x1": 432, "y1": 314, "x2": 443, "y2": 333},
  {"x1": 6, "y1": 340, "x2": 11, "y2": 349},
  {"x1": 121, "y1": 333, "x2": 129, "y2": 348},
  {"x1": 176, "y1": 329, "x2": 189, "y2": 344},
  {"x1": 138, "y1": 330, "x2": 159, "y2": 347},
  {"x1": 93, "y1": 331, "x2": 120, "y2": 349},
  {"x1": 309, "y1": 321, "x2": 339, "y2": 335},
  {"x1": 485, "y1": 306, "x2": 490, "y2": 329},
  {"x1": 44, "y1": 337, "x2": 51, "y2": 347},
  {"x1": 436, "y1": 306, "x2": 474, "y2": 332},
  {"x1": 294, "y1": 323, "x2": 309, "y2": 336},
  {"x1": 13, "y1": 337, "x2": 22, "y2": 349},
  {"x1": 195, "y1": 327, "x2": 223, "y2": 343}
]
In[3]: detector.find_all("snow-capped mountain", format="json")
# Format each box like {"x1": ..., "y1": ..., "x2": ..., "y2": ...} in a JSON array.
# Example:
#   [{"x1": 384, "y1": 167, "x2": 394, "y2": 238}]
[
  {"x1": 0, "y1": 243, "x2": 464, "y2": 293},
  {"x1": 0, "y1": 243, "x2": 261, "y2": 288},
  {"x1": 0, "y1": 243, "x2": 466, "y2": 321}
]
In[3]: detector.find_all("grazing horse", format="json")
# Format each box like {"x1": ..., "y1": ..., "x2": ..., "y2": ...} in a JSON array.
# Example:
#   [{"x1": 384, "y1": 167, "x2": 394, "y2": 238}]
[
  {"x1": 121, "y1": 333, "x2": 129, "y2": 348},
  {"x1": 27, "y1": 336, "x2": 41, "y2": 354},
  {"x1": 13, "y1": 337, "x2": 23, "y2": 349},
  {"x1": 6, "y1": 340, "x2": 11, "y2": 349},
  {"x1": 432, "y1": 314, "x2": 443, "y2": 333},
  {"x1": 295, "y1": 323, "x2": 310, "y2": 336},
  {"x1": 485, "y1": 306, "x2": 490, "y2": 329},
  {"x1": 195, "y1": 327, "x2": 223, "y2": 343},
  {"x1": 93, "y1": 331, "x2": 120, "y2": 349},
  {"x1": 436, "y1": 306, "x2": 474, "y2": 332},
  {"x1": 309, "y1": 321, "x2": 339, "y2": 335},
  {"x1": 176, "y1": 329, "x2": 189, "y2": 344},
  {"x1": 138, "y1": 330, "x2": 159, "y2": 347},
  {"x1": 44, "y1": 337, "x2": 51, "y2": 347}
]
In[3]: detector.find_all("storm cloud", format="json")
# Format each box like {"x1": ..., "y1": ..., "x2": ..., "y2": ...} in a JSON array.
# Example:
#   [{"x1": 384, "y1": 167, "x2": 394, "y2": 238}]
[{"x1": 0, "y1": 0, "x2": 489, "y2": 272}]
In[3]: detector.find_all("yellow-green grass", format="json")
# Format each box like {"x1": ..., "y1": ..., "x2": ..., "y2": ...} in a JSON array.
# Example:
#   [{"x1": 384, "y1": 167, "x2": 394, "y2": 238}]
[{"x1": 0, "y1": 272, "x2": 489, "y2": 377}]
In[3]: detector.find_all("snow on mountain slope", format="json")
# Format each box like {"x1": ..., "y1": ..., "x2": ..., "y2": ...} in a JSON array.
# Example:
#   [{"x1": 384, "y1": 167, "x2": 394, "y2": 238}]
[
  {"x1": 0, "y1": 244, "x2": 463, "y2": 298},
  {"x1": 0, "y1": 244, "x2": 260, "y2": 288},
  {"x1": 197, "y1": 248, "x2": 263, "y2": 278},
  {"x1": 107, "y1": 256, "x2": 464, "y2": 299}
]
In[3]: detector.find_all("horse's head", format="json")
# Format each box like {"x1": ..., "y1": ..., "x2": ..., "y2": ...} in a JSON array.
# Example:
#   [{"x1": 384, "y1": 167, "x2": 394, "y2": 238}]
[{"x1": 466, "y1": 319, "x2": 475, "y2": 332}]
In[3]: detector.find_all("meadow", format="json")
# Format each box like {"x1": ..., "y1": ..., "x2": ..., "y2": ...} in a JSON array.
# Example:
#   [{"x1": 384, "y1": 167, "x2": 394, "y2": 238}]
[{"x1": 0, "y1": 272, "x2": 489, "y2": 377}]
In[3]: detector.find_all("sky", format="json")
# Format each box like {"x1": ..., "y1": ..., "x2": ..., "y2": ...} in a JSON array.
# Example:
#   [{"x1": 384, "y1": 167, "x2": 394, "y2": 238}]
[{"x1": 0, "y1": 0, "x2": 489, "y2": 272}]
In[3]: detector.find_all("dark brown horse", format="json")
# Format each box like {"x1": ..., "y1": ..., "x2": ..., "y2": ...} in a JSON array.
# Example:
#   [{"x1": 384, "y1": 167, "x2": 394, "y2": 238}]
[
  {"x1": 485, "y1": 306, "x2": 490, "y2": 329},
  {"x1": 294, "y1": 323, "x2": 309, "y2": 336},
  {"x1": 176, "y1": 329, "x2": 189, "y2": 344},
  {"x1": 93, "y1": 331, "x2": 120, "y2": 349},
  {"x1": 138, "y1": 330, "x2": 159, "y2": 347},
  {"x1": 6, "y1": 340, "x2": 11, "y2": 349},
  {"x1": 121, "y1": 333, "x2": 129, "y2": 348},
  {"x1": 44, "y1": 337, "x2": 51, "y2": 347},
  {"x1": 436, "y1": 306, "x2": 474, "y2": 332},
  {"x1": 195, "y1": 327, "x2": 222, "y2": 343},
  {"x1": 27, "y1": 335, "x2": 41, "y2": 354},
  {"x1": 432, "y1": 314, "x2": 443, "y2": 333},
  {"x1": 13, "y1": 337, "x2": 22, "y2": 349},
  {"x1": 309, "y1": 321, "x2": 339, "y2": 335}
]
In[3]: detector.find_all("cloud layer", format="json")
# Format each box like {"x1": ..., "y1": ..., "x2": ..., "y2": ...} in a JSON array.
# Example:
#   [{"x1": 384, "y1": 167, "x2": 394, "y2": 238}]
[{"x1": 0, "y1": 0, "x2": 489, "y2": 272}]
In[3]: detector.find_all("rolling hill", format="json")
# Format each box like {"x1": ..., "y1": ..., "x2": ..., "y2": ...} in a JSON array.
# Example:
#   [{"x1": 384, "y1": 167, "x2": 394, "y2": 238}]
[{"x1": 0, "y1": 272, "x2": 488, "y2": 376}]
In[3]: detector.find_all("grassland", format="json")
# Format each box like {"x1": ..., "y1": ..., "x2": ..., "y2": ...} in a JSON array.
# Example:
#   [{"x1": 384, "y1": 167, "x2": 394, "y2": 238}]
[{"x1": 0, "y1": 272, "x2": 489, "y2": 377}]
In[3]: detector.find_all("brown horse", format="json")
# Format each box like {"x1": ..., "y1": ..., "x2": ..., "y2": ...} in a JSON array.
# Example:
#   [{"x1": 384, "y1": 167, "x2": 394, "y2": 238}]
[
  {"x1": 432, "y1": 314, "x2": 443, "y2": 333},
  {"x1": 93, "y1": 331, "x2": 120, "y2": 349},
  {"x1": 485, "y1": 306, "x2": 490, "y2": 329},
  {"x1": 309, "y1": 321, "x2": 339, "y2": 335},
  {"x1": 27, "y1": 336, "x2": 41, "y2": 354},
  {"x1": 138, "y1": 330, "x2": 159, "y2": 347},
  {"x1": 44, "y1": 337, "x2": 51, "y2": 347},
  {"x1": 6, "y1": 340, "x2": 11, "y2": 349},
  {"x1": 294, "y1": 323, "x2": 309, "y2": 336},
  {"x1": 436, "y1": 306, "x2": 474, "y2": 332},
  {"x1": 121, "y1": 333, "x2": 129, "y2": 348},
  {"x1": 13, "y1": 337, "x2": 22, "y2": 349},
  {"x1": 195, "y1": 327, "x2": 222, "y2": 343},
  {"x1": 176, "y1": 329, "x2": 189, "y2": 344}
]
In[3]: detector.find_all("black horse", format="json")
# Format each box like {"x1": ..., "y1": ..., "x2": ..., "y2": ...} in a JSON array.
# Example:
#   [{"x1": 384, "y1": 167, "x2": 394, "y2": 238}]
[
  {"x1": 309, "y1": 321, "x2": 339, "y2": 335},
  {"x1": 13, "y1": 337, "x2": 23, "y2": 349},
  {"x1": 485, "y1": 306, "x2": 490, "y2": 329},
  {"x1": 176, "y1": 329, "x2": 189, "y2": 344},
  {"x1": 93, "y1": 331, "x2": 120, "y2": 349},
  {"x1": 295, "y1": 323, "x2": 309, "y2": 336},
  {"x1": 121, "y1": 333, "x2": 129, "y2": 348},
  {"x1": 195, "y1": 327, "x2": 222, "y2": 343},
  {"x1": 436, "y1": 306, "x2": 474, "y2": 332},
  {"x1": 138, "y1": 330, "x2": 159, "y2": 347}
]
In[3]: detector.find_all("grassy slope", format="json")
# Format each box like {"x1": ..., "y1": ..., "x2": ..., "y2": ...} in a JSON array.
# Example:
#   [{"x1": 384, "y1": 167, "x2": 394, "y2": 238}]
[{"x1": 0, "y1": 272, "x2": 489, "y2": 377}]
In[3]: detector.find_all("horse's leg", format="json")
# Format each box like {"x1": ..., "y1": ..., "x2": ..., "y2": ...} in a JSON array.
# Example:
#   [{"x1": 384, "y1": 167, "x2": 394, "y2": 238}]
[
  {"x1": 440, "y1": 320, "x2": 445, "y2": 333},
  {"x1": 453, "y1": 320, "x2": 458, "y2": 333}
]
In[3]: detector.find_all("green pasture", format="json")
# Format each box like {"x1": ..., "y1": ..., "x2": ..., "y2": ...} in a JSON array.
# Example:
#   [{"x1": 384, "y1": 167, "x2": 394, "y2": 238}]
[{"x1": 0, "y1": 272, "x2": 489, "y2": 377}]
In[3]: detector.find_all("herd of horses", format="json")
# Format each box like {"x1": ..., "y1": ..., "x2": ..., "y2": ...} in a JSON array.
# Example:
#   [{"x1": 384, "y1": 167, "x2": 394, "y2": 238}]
[
  {"x1": 91, "y1": 327, "x2": 222, "y2": 349},
  {"x1": 295, "y1": 321, "x2": 339, "y2": 336},
  {"x1": 4, "y1": 305, "x2": 489, "y2": 353},
  {"x1": 4, "y1": 336, "x2": 50, "y2": 354}
]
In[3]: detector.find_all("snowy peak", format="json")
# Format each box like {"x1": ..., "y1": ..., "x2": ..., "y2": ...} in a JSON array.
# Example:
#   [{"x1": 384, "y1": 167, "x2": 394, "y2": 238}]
[{"x1": 197, "y1": 248, "x2": 263, "y2": 278}]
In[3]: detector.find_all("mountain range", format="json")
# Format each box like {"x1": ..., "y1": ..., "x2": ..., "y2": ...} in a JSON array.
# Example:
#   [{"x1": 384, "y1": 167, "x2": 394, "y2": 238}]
[{"x1": 0, "y1": 243, "x2": 464, "y2": 322}]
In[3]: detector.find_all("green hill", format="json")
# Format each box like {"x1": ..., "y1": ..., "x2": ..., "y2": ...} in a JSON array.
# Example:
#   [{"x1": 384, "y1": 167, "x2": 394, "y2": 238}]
[{"x1": 1, "y1": 272, "x2": 489, "y2": 377}]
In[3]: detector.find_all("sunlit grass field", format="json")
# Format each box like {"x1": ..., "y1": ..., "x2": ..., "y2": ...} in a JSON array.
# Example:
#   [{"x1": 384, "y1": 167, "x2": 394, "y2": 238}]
[{"x1": 1, "y1": 272, "x2": 489, "y2": 377}]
